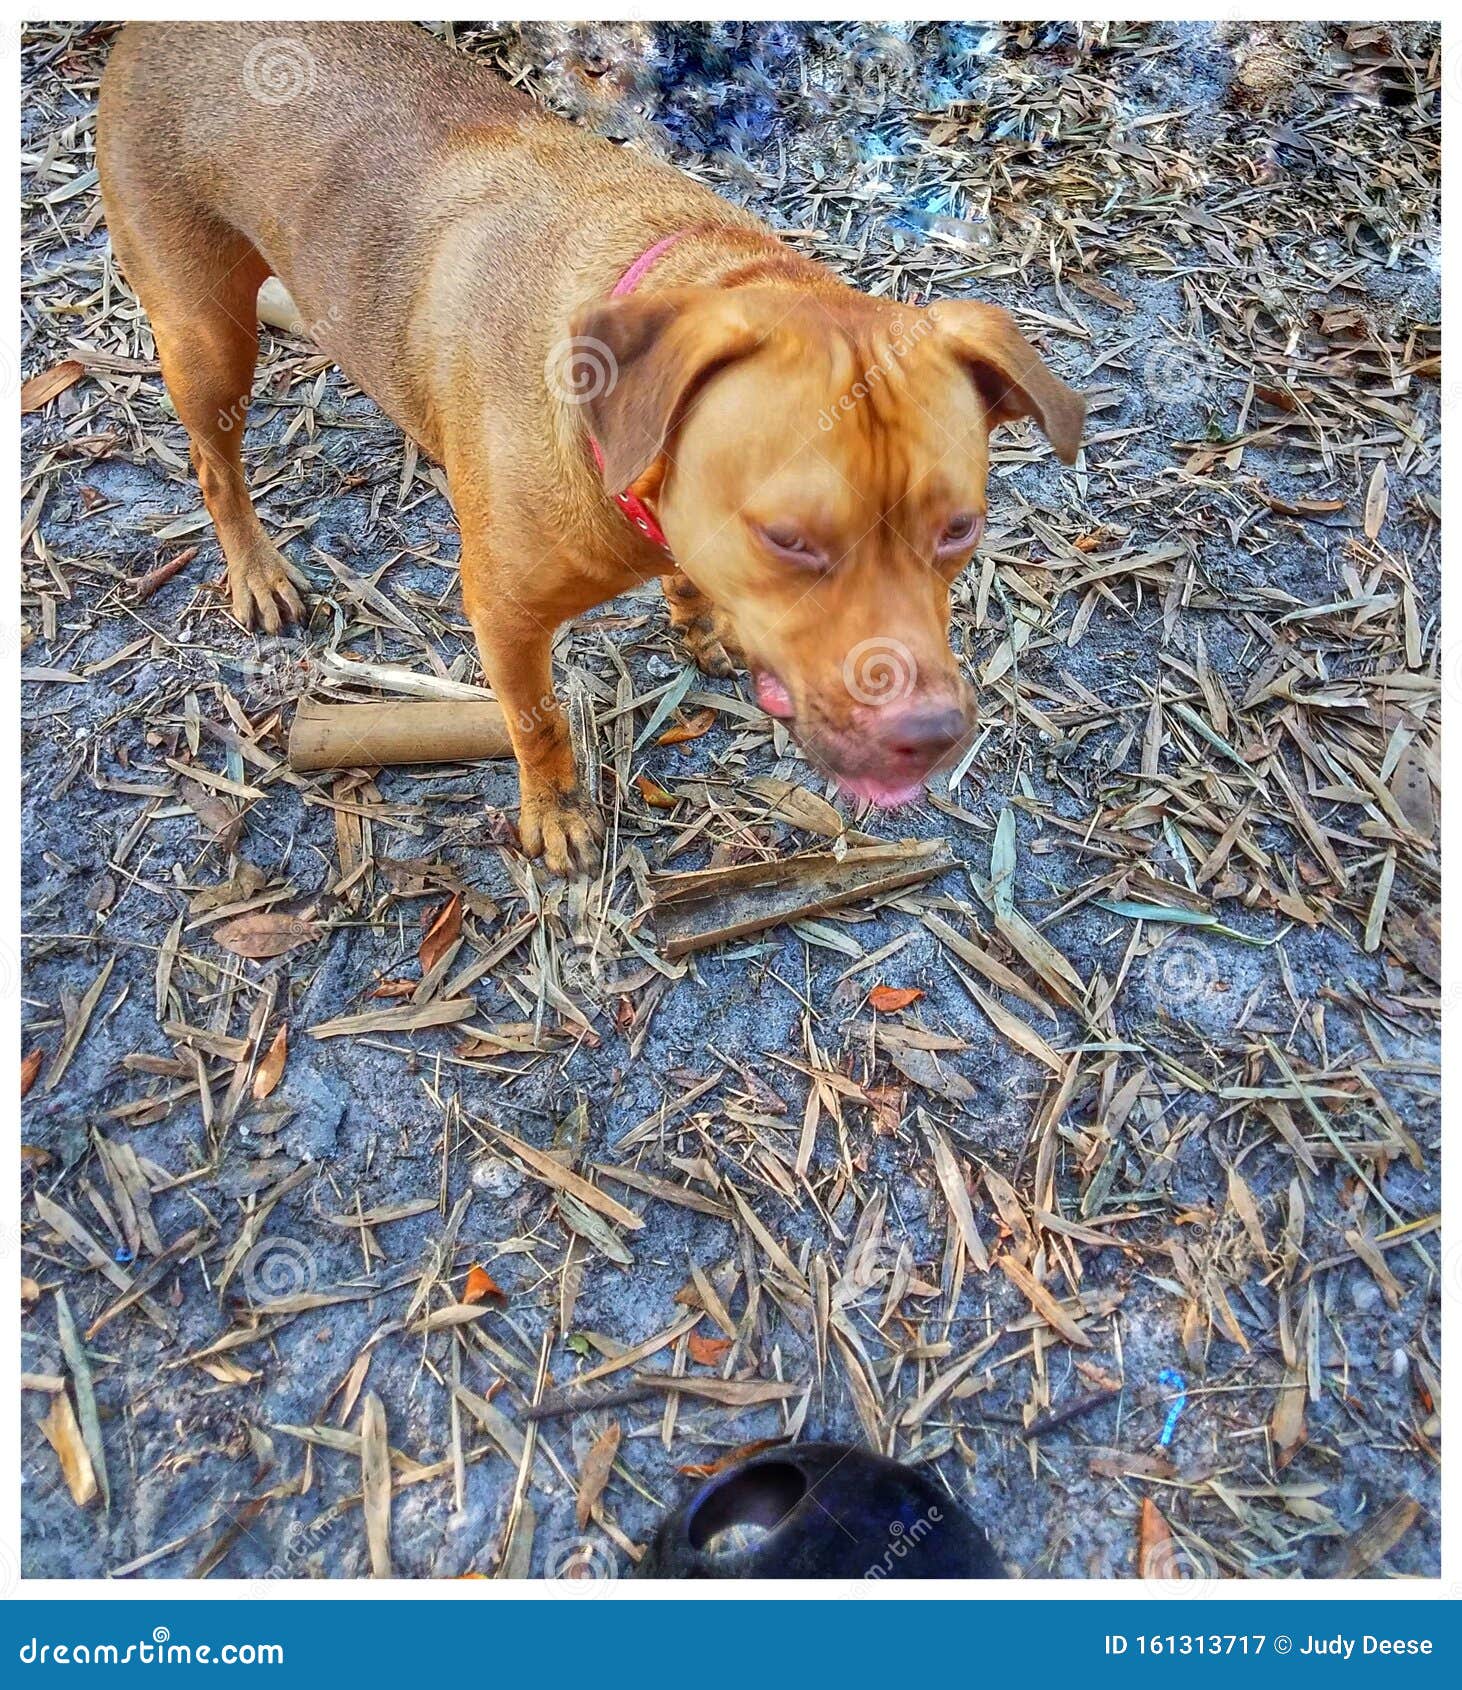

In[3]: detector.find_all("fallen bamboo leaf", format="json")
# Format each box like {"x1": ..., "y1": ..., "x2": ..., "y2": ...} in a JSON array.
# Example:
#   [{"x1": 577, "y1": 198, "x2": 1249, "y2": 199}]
[
  {"x1": 925, "y1": 1121, "x2": 989, "y2": 1271},
  {"x1": 215, "y1": 912, "x2": 320, "y2": 960},
  {"x1": 479, "y1": 1120, "x2": 643, "y2": 1232},
  {"x1": 744, "y1": 776, "x2": 846, "y2": 838},
  {"x1": 1334, "y1": 1496, "x2": 1420, "y2": 1578},
  {"x1": 359, "y1": 1393, "x2": 393, "y2": 1577},
  {"x1": 631, "y1": 1371, "x2": 805, "y2": 1406},
  {"x1": 649, "y1": 839, "x2": 953, "y2": 959},
  {"x1": 21, "y1": 358, "x2": 85, "y2": 414},
  {"x1": 419, "y1": 892, "x2": 462, "y2": 975},
  {"x1": 252, "y1": 1024, "x2": 288, "y2": 1100},
  {"x1": 575, "y1": 1421, "x2": 620, "y2": 1529},
  {"x1": 309, "y1": 997, "x2": 477, "y2": 1039},
  {"x1": 38, "y1": 1390, "x2": 97, "y2": 1506},
  {"x1": 999, "y1": 1255, "x2": 1092, "y2": 1347},
  {"x1": 42, "y1": 954, "x2": 116, "y2": 1094},
  {"x1": 1137, "y1": 1497, "x2": 1183, "y2": 1579}
]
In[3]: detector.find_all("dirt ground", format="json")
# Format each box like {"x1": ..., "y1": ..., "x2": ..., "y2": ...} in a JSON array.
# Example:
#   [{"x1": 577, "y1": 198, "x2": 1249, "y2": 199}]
[{"x1": 20, "y1": 21, "x2": 1441, "y2": 1582}]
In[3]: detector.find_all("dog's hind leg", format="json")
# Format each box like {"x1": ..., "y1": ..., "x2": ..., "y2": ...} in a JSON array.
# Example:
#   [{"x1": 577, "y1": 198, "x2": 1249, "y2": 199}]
[
  {"x1": 103, "y1": 191, "x2": 305, "y2": 632},
  {"x1": 662, "y1": 571, "x2": 745, "y2": 678}
]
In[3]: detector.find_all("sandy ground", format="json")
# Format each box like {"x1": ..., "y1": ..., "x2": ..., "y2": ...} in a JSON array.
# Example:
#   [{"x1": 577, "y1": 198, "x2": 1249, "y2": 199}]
[{"x1": 20, "y1": 21, "x2": 1440, "y2": 1582}]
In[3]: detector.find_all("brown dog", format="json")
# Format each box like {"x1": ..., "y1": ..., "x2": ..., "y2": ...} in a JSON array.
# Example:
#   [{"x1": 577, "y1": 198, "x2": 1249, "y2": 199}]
[{"x1": 98, "y1": 22, "x2": 1084, "y2": 873}]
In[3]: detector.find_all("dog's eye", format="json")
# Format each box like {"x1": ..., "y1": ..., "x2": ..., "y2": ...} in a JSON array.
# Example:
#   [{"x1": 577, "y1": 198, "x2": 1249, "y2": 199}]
[
  {"x1": 758, "y1": 522, "x2": 825, "y2": 567},
  {"x1": 938, "y1": 512, "x2": 984, "y2": 554}
]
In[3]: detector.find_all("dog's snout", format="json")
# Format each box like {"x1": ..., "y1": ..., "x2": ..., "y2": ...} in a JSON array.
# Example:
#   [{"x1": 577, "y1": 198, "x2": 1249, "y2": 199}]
[{"x1": 882, "y1": 704, "x2": 968, "y2": 762}]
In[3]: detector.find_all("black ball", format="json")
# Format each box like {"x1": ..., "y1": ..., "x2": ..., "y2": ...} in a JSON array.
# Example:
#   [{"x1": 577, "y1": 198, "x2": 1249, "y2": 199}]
[{"x1": 635, "y1": 1442, "x2": 1006, "y2": 1580}]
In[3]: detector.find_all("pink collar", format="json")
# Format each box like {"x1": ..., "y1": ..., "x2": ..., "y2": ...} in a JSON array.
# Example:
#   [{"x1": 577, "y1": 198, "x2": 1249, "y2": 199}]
[{"x1": 590, "y1": 231, "x2": 694, "y2": 555}]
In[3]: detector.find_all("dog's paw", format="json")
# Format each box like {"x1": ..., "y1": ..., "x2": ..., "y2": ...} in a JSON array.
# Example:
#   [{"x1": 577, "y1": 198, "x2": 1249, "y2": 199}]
[
  {"x1": 228, "y1": 544, "x2": 306, "y2": 635},
  {"x1": 518, "y1": 783, "x2": 603, "y2": 877},
  {"x1": 681, "y1": 613, "x2": 746, "y2": 679}
]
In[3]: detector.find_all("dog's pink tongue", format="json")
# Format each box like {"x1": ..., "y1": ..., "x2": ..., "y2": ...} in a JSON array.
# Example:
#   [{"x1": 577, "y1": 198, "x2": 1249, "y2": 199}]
[{"x1": 755, "y1": 670, "x2": 794, "y2": 719}]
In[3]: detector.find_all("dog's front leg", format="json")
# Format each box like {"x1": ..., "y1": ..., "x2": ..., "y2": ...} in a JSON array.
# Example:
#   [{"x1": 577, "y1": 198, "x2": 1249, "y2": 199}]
[
  {"x1": 662, "y1": 571, "x2": 746, "y2": 678},
  {"x1": 460, "y1": 542, "x2": 603, "y2": 877}
]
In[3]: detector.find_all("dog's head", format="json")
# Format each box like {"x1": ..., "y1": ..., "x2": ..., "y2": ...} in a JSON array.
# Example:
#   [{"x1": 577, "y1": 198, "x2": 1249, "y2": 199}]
[{"x1": 572, "y1": 285, "x2": 1084, "y2": 807}]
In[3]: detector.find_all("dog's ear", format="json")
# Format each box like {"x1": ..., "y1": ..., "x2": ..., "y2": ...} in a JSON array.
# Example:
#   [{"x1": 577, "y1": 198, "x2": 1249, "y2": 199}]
[
  {"x1": 567, "y1": 289, "x2": 768, "y2": 493},
  {"x1": 933, "y1": 301, "x2": 1086, "y2": 465}
]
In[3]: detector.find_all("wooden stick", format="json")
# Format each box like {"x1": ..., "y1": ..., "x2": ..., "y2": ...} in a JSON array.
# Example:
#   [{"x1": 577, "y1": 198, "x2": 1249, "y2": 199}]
[{"x1": 287, "y1": 696, "x2": 514, "y2": 771}]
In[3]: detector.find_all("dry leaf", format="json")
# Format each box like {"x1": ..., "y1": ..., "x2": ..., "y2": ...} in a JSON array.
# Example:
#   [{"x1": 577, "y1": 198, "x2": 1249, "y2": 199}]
[
  {"x1": 38, "y1": 1392, "x2": 97, "y2": 1507},
  {"x1": 657, "y1": 707, "x2": 717, "y2": 746},
  {"x1": 635, "y1": 771, "x2": 678, "y2": 810},
  {"x1": 1137, "y1": 1497, "x2": 1183, "y2": 1578},
  {"x1": 21, "y1": 1048, "x2": 44, "y2": 1096},
  {"x1": 575, "y1": 1421, "x2": 621, "y2": 1529},
  {"x1": 688, "y1": 1331, "x2": 733, "y2": 1366},
  {"x1": 21, "y1": 358, "x2": 85, "y2": 414},
  {"x1": 462, "y1": 1264, "x2": 505, "y2": 1306},
  {"x1": 1363, "y1": 460, "x2": 1388, "y2": 540},
  {"x1": 419, "y1": 892, "x2": 462, "y2": 975},
  {"x1": 868, "y1": 984, "x2": 924, "y2": 1012},
  {"x1": 214, "y1": 912, "x2": 320, "y2": 959},
  {"x1": 252, "y1": 1024, "x2": 288, "y2": 1100}
]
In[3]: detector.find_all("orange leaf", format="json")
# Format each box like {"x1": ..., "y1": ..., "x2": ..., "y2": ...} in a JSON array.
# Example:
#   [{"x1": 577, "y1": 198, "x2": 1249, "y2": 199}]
[
  {"x1": 368, "y1": 979, "x2": 416, "y2": 999},
  {"x1": 463, "y1": 1264, "x2": 505, "y2": 1306},
  {"x1": 21, "y1": 1048, "x2": 44, "y2": 1097},
  {"x1": 688, "y1": 1332, "x2": 733, "y2": 1366},
  {"x1": 21, "y1": 358, "x2": 85, "y2": 415},
  {"x1": 634, "y1": 772, "x2": 678, "y2": 810},
  {"x1": 252, "y1": 1024, "x2": 288, "y2": 1100},
  {"x1": 657, "y1": 708, "x2": 717, "y2": 747},
  {"x1": 869, "y1": 984, "x2": 923, "y2": 1012},
  {"x1": 679, "y1": 1436, "x2": 784, "y2": 1477},
  {"x1": 1137, "y1": 1497, "x2": 1183, "y2": 1579},
  {"x1": 419, "y1": 892, "x2": 462, "y2": 975}
]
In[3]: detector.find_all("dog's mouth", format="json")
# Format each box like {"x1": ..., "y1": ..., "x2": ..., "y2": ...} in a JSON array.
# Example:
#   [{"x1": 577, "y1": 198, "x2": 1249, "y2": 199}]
[{"x1": 752, "y1": 668, "x2": 928, "y2": 811}]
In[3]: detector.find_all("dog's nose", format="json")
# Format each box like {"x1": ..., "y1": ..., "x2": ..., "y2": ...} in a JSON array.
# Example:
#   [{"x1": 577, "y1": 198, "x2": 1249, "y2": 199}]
[{"x1": 881, "y1": 704, "x2": 968, "y2": 763}]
